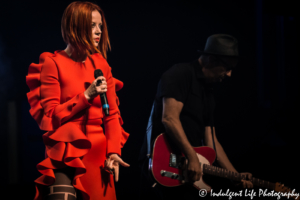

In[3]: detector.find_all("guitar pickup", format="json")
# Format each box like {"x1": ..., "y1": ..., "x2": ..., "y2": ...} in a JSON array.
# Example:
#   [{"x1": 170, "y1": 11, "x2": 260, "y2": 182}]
[
  {"x1": 160, "y1": 170, "x2": 183, "y2": 180},
  {"x1": 169, "y1": 153, "x2": 185, "y2": 168}
]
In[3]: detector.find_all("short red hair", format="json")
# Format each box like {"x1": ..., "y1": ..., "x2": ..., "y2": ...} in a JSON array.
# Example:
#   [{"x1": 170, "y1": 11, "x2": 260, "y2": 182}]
[{"x1": 61, "y1": 1, "x2": 110, "y2": 59}]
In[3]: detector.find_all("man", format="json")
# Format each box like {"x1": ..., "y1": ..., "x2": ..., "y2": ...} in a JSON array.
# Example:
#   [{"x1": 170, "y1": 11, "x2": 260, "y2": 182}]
[{"x1": 139, "y1": 34, "x2": 253, "y2": 199}]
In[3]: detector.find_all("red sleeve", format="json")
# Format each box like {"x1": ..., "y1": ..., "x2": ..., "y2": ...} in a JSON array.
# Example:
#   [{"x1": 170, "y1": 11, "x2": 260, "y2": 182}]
[
  {"x1": 112, "y1": 78, "x2": 130, "y2": 150},
  {"x1": 39, "y1": 56, "x2": 91, "y2": 129},
  {"x1": 103, "y1": 67, "x2": 123, "y2": 156}
]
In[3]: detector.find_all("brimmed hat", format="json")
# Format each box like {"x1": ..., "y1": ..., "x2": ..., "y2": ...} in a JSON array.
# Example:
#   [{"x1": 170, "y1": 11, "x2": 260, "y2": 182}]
[{"x1": 198, "y1": 34, "x2": 239, "y2": 57}]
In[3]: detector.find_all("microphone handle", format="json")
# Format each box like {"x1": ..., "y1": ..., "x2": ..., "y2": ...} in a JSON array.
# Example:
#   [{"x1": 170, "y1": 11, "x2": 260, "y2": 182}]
[
  {"x1": 95, "y1": 78, "x2": 109, "y2": 116},
  {"x1": 100, "y1": 93, "x2": 109, "y2": 116}
]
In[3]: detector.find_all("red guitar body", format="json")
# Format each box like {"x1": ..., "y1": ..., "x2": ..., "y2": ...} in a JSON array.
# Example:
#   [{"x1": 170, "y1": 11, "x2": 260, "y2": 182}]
[
  {"x1": 150, "y1": 134, "x2": 297, "y2": 198},
  {"x1": 150, "y1": 133, "x2": 216, "y2": 191}
]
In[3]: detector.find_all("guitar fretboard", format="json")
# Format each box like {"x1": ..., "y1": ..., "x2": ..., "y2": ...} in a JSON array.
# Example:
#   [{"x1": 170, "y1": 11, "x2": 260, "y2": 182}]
[{"x1": 203, "y1": 164, "x2": 275, "y2": 189}]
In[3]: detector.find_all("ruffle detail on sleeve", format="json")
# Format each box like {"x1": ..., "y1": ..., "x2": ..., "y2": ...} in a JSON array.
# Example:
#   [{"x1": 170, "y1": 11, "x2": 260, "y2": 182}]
[
  {"x1": 34, "y1": 123, "x2": 91, "y2": 200},
  {"x1": 113, "y1": 77, "x2": 124, "y2": 92},
  {"x1": 113, "y1": 78, "x2": 129, "y2": 148},
  {"x1": 26, "y1": 52, "x2": 55, "y2": 131},
  {"x1": 119, "y1": 116, "x2": 129, "y2": 148}
]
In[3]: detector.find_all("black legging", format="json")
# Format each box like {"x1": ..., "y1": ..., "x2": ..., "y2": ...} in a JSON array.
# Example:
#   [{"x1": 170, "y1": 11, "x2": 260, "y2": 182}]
[{"x1": 45, "y1": 168, "x2": 82, "y2": 200}]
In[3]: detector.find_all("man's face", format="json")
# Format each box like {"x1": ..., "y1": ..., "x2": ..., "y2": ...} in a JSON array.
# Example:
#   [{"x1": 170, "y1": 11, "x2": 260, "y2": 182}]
[
  {"x1": 206, "y1": 56, "x2": 238, "y2": 82},
  {"x1": 209, "y1": 66, "x2": 232, "y2": 82}
]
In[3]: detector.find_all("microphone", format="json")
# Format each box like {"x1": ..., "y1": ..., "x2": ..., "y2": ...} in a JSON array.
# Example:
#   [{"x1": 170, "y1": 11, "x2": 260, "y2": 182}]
[{"x1": 94, "y1": 69, "x2": 109, "y2": 116}]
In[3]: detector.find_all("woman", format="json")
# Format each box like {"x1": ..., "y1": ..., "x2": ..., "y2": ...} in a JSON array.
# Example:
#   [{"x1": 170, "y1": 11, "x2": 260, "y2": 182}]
[{"x1": 26, "y1": 2, "x2": 129, "y2": 200}]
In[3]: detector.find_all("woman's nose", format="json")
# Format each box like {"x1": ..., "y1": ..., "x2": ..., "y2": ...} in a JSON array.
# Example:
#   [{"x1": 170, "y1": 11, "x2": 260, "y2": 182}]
[{"x1": 95, "y1": 26, "x2": 102, "y2": 34}]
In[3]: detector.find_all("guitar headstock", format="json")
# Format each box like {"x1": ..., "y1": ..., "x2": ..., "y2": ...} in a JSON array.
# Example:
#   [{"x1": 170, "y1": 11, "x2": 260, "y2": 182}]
[{"x1": 275, "y1": 182, "x2": 299, "y2": 200}]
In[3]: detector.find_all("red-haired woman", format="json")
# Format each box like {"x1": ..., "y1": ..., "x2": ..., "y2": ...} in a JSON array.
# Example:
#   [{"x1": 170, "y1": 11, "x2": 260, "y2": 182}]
[{"x1": 26, "y1": 2, "x2": 129, "y2": 200}]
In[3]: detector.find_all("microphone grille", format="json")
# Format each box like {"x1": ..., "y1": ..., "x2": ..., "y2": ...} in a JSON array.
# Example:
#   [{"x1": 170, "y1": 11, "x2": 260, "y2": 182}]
[{"x1": 94, "y1": 69, "x2": 103, "y2": 78}]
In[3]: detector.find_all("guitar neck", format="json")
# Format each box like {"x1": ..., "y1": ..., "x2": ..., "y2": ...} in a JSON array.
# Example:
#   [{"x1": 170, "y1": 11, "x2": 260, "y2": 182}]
[{"x1": 202, "y1": 164, "x2": 275, "y2": 190}]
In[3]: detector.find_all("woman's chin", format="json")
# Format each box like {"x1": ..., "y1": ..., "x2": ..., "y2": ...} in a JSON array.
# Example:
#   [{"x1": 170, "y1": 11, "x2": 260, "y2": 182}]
[{"x1": 94, "y1": 42, "x2": 99, "y2": 48}]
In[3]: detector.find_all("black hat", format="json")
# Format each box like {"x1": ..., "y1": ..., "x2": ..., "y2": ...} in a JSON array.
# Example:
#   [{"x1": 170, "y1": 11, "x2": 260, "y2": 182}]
[{"x1": 199, "y1": 34, "x2": 239, "y2": 57}]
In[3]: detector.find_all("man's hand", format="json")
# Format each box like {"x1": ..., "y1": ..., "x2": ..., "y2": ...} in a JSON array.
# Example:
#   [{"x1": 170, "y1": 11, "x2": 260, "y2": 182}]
[
  {"x1": 183, "y1": 154, "x2": 202, "y2": 183},
  {"x1": 162, "y1": 98, "x2": 203, "y2": 184},
  {"x1": 240, "y1": 172, "x2": 253, "y2": 188},
  {"x1": 104, "y1": 154, "x2": 130, "y2": 182}
]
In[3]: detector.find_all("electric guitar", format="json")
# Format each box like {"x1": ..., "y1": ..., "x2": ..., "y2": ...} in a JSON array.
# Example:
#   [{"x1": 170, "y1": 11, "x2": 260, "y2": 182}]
[{"x1": 149, "y1": 133, "x2": 298, "y2": 199}]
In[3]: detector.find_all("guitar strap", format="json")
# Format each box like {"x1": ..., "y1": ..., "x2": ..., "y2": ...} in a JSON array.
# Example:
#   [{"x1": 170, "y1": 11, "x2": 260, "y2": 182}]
[
  {"x1": 210, "y1": 125, "x2": 217, "y2": 163},
  {"x1": 208, "y1": 88, "x2": 217, "y2": 162},
  {"x1": 146, "y1": 102, "x2": 155, "y2": 157}
]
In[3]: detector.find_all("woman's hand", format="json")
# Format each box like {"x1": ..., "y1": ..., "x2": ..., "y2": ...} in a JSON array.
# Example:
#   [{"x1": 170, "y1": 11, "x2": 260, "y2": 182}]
[
  {"x1": 84, "y1": 76, "x2": 107, "y2": 101},
  {"x1": 104, "y1": 154, "x2": 130, "y2": 182}
]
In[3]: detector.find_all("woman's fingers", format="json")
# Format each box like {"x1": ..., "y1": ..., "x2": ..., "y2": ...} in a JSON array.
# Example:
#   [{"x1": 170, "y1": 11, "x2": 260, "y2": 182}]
[
  {"x1": 114, "y1": 156, "x2": 130, "y2": 167},
  {"x1": 85, "y1": 76, "x2": 107, "y2": 100},
  {"x1": 95, "y1": 76, "x2": 106, "y2": 85},
  {"x1": 104, "y1": 157, "x2": 115, "y2": 175},
  {"x1": 109, "y1": 159, "x2": 114, "y2": 169},
  {"x1": 105, "y1": 154, "x2": 130, "y2": 182},
  {"x1": 94, "y1": 76, "x2": 107, "y2": 94},
  {"x1": 104, "y1": 157, "x2": 111, "y2": 167},
  {"x1": 112, "y1": 154, "x2": 130, "y2": 167},
  {"x1": 114, "y1": 165, "x2": 119, "y2": 182},
  {"x1": 119, "y1": 160, "x2": 130, "y2": 167},
  {"x1": 97, "y1": 84, "x2": 107, "y2": 93}
]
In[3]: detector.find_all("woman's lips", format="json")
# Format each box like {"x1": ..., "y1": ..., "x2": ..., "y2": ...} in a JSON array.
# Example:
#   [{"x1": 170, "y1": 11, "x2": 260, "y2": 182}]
[{"x1": 94, "y1": 38, "x2": 100, "y2": 42}]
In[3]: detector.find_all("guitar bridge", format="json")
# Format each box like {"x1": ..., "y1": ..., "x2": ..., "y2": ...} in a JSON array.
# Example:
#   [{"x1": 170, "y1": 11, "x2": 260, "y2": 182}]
[
  {"x1": 169, "y1": 153, "x2": 185, "y2": 168},
  {"x1": 160, "y1": 170, "x2": 183, "y2": 180}
]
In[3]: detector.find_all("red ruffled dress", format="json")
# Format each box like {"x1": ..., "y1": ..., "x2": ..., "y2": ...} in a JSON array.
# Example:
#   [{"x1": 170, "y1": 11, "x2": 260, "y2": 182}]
[{"x1": 26, "y1": 51, "x2": 129, "y2": 200}]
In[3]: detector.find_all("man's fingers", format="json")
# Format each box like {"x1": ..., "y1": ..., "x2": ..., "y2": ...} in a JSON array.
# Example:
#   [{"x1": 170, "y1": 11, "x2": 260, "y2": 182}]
[
  {"x1": 196, "y1": 172, "x2": 201, "y2": 181},
  {"x1": 247, "y1": 181, "x2": 253, "y2": 188},
  {"x1": 241, "y1": 180, "x2": 253, "y2": 189},
  {"x1": 187, "y1": 170, "x2": 199, "y2": 182},
  {"x1": 242, "y1": 180, "x2": 246, "y2": 188},
  {"x1": 247, "y1": 173, "x2": 252, "y2": 180},
  {"x1": 186, "y1": 167, "x2": 202, "y2": 182},
  {"x1": 246, "y1": 181, "x2": 250, "y2": 188}
]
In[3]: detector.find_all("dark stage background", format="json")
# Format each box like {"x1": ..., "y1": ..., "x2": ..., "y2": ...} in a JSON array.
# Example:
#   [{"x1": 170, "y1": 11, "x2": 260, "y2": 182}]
[{"x1": 0, "y1": 0, "x2": 298, "y2": 199}]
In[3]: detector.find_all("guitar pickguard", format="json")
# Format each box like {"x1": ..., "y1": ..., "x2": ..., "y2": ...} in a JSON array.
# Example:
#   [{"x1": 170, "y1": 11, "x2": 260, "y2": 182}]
[
  {"x1": 150, "y1": 133, "x2": 289, "y2": 196},
  {"x1": 193, "y1": 153, "x2": 212, "y2": 191},
  {"x1": 151, "y1": 133, "x2": 216, "y2": 190}
]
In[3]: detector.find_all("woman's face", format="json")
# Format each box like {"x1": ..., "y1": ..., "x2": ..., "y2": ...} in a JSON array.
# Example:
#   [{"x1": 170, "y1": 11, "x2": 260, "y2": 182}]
[{"x1": 91, "y1": 10, "x2": 102, "y2": 47}]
